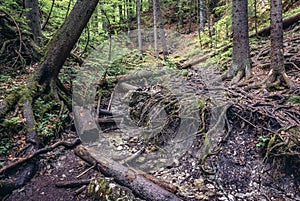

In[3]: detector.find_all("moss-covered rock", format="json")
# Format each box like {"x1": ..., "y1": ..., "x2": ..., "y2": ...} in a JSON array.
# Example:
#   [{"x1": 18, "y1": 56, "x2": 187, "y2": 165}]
[{"x1": 87, "y1": 178, "x2": 143, "y2": 201}]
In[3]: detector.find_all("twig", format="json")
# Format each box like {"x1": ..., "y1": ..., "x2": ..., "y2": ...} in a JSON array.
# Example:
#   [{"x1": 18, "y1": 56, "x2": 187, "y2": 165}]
[
  {"x1": 121, "y1": 147, "x2": 145, "y2": 164},
  {"x1": 76, "y1": 164, "x2": 96, "y2": 178},
  {"x1": 74, "y1": 185, "x2": 87, "y2": 196},
  {"x1": 56, "y1": 179, "x2": 90, "y2": 188},
  {"x1": 96, "y1": 95, "x2": 101, "y2": 118}
]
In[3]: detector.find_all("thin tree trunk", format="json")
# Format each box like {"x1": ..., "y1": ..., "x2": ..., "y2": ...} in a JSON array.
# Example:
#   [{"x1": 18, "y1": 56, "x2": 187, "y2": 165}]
[
  {"x1": 64, "y1": 0, "x2": 72, "y2": 21},
  {"x1": 153, "y1": 0, "x2": 158, "y2": 59},
  {"x1": 100, "y1": 2, "x2": 107, "y2": 31},
  {"x1": 254, "y1": 0, "x2": 258, "y2": 36},
  {"x1": 187, "y1": 1, "x2": 193, "y2": 33},
  {"x1": 156, "y1": 0, "x2": 168, "y2": 60},
  {"x1": 178, "y1": 0, "x2": 184, "y2": 29},
  {"x1": 41, "y1": 0, "x2": 54, "y2": 30},
  {"x1": 24, "y1": 0, "x2": 42, "y2": 45},
  {"x1": 93, "y1": 5, "x2": 99, "y2": 34},
  {"x1": 137, "y1": 0, "x2": 143, "y2": 59},
  {"x1": 119, "y1": 4, "x2": 123, "y2": 23},
  {"x1": 199, "y1": 0, "x2": 205, "y2": 32}
]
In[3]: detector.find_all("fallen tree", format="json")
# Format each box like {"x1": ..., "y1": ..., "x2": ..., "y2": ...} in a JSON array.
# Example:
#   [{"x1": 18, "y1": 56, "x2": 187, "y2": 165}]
[
  {"x1": 74, "y1": 145, "x2": 182, "y2": 201},
  {"x1": 250, "y1": 12, "x2": 300, "y2": 37}
]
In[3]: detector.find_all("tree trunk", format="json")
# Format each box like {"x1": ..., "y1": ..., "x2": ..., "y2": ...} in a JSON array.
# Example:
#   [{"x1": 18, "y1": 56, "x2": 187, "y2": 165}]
[
  {"x1": 156, "y1": 0, "x2": 168, "y2": 60},
  {"x1": 199, "y1": 0, "x2": 205, "y2": 32},
  {"x1": 119, "y1": 3, "x2": 123, "y2": 23},
  {"x1": 178, "y1": 0, "x2": 184, "y2": 29},
  {"x1": 34, "y1": 0, "x2": 100, "y2": 86},
  {"x1": 153, "y1": 0, "x2": 158, "y2": 59},
  {"x1": 267, "y1": 0, "x2": 294, "y2": 89},
  {"x1": 100, "y1": 2, "x2": 107, "y2": 32},
  {"x1": 187, "y1": 0, "x2": 193, "y2": 34},
  {"x1": 136, "y1": 0, "x2": 143, "y2": 59},
  {"x1": 225, "y1": 0, "x2": 251, "y2": 83},
  {"x1": 24, "y1": 0, "x2": 42, "y2": 45}
]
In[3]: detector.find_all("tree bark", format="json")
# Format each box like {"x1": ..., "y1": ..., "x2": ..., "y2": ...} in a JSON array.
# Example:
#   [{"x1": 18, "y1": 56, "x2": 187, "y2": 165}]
[
  {"x1": 156, "y1": 0, "x2": 168, "y2": 60},
  {"x1": 178, "y1": 0, "x2": 184, "y2": 29},
  {"x1": 137, "y1": 0, "x2": 143, "y2": 59},
  {"x1": 24, "y1": 0, "x2": 42, "y2": 45},
  {"x1": 267, "y1": 0, "x2": 295, "y2": 89},
  {"x1": 153, "y1": 0, "x2": 159, "y2": 59},
  {"x1": 199, "y1": 0, "x2": 205, "y2": 32},
  {"x1": 225, "y1": 0, "x2": 251, "y2": 83},
  {"x1": 34, "y1": 0, "x2": 100, "y2": 86}
]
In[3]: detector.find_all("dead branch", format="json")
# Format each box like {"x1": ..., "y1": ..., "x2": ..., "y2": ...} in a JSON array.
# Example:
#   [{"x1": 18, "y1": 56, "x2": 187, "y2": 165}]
[
  {"x1": 74, "y1": 145, "x2": 182, "y2": 201},
  {"x1": 0, "y1": 138, "x2": 80, "y2": 176},
  {"x1": 56, "y1": 179, "x2": 90, "y2": 188}
]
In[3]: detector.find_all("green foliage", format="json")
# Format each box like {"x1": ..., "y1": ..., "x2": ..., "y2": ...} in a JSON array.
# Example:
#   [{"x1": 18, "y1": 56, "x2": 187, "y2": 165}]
[
  {"x1": 0, "y1": 117, "x2": 22, "y2": 154},
  {"x1": 107, "y1": 50, "x2": 142, "y2": 76},
  {"x1": 0, "y1": 0, "x2": 23, "y2": 15},
  {"x1": 40, "y1": 0, "x2": 74, "y2": 31},
  {"x1": 256, "y1": 136, "x2": 270, "y2": 147},
  {"x1": 0, "y1": 138, "x2": 14, "y2": 155},
  {"x1": 34, "y1": 97, "x2": 67, "y2": 140},
  {"x1": 163, "y1": 57, "x2": 177, "y2": 70}
]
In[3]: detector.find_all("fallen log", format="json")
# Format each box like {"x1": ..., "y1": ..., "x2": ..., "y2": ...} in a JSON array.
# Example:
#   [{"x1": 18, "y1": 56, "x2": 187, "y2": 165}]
[
  {"x1": 250, "y1": 12, "x2": 300, "y2": 37},
  {"x1": 74, "y1": 145, "x2": 182, "y2": 201},
  {"x1": 182, "y1": 55, "x2": 208, "y2": 69}
]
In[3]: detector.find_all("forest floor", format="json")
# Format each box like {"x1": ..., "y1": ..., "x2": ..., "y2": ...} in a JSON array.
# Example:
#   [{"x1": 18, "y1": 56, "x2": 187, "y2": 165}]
[{"x1": 1, "y1": 24, "x2": 300, "y2": 201}]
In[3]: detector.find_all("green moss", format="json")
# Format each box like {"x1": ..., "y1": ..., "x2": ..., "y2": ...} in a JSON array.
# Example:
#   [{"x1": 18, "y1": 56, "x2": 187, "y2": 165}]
[
  {"x1": 287, "y1": 95, "x2": 300, "y2": 104},
  {"x1": 87, "y1": 178, "x2": 142, "y2": 201},
  {"x1": 181, "y1": 69, "x2": 188, "y2": 76}
]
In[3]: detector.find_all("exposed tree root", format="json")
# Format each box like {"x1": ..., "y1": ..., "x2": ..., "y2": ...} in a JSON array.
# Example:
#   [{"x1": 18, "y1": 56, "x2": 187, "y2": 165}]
[
  {"x1": 0, "y1": 138, "x2": 80, "y2": 176},
  {"x1": 265, "y1": 69, "x2": 297, "y2": 90},
  {"x1": 0, "y1": 138, "x2": 80, "y2": 197}
]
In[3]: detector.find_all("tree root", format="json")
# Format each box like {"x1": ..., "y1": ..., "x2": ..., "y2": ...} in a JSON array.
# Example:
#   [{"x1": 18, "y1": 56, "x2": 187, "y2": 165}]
[
  {"x1": 0, "y1": 138, "x2": 80, "y2": 176},
  {"x1": 265, "y1": 69, "x2": 297, "y2": 90}
]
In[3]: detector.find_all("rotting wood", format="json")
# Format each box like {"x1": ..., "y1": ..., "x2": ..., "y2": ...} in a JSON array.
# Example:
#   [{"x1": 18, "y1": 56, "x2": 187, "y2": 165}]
[{"x1": 74, "y1": 145, "x2": 182, "y2": 201}]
